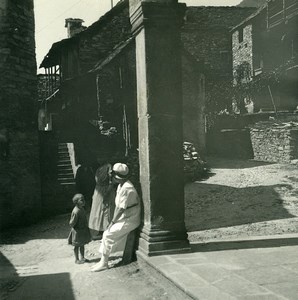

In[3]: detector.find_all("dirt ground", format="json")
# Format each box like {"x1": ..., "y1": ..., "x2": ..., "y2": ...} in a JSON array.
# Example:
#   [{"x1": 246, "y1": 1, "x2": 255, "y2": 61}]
[
  {"x1": 0, "y1": 213, "x2": 190, "y2": 300},
  {"x1": 1, "y1": 157, "x2": 298, "y2": 299},
  {"x1": 186, "y1": 157, "x2": 298, "y2": 242}
]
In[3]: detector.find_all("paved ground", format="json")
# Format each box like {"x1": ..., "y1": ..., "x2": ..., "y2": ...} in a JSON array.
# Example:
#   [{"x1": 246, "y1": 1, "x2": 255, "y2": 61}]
[
  {"x1": 143, "y1": 234, "x2": 298, "y2": 300},
  {"x1": 1, "y1": 216, "x2": 298, "y2": 299}
]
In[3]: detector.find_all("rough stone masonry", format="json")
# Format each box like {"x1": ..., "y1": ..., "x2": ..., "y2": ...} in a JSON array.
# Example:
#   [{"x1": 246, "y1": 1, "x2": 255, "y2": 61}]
[{"x1": 0, "y1": 0, "x2": 41, "y2": 229}]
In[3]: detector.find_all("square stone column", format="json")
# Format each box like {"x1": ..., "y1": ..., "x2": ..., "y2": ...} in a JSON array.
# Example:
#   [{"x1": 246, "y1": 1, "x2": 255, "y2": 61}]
[{"x1": 130, "y1": 0, "x2": 190, "y2": 256}]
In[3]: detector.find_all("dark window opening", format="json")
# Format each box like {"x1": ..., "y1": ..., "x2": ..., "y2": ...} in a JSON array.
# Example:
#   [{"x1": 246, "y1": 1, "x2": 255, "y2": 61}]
[{"x1": 238, "y1": 28, "x2": 244, "y2": 43}]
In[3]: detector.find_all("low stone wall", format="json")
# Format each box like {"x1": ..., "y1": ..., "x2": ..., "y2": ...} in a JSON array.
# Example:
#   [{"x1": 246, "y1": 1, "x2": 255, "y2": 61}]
[
  {"x1": 250, "y1": 122, "x2": 298, "y2": 163},
  {"x1": 207, "y1": 128, "x2": 253, "y2": 159}
]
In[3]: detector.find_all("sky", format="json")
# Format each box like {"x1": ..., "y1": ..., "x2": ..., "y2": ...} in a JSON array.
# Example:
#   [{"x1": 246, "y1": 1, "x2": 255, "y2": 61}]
[{"x1": 34, "y1": 0, "x2": 242, "y2": 72}]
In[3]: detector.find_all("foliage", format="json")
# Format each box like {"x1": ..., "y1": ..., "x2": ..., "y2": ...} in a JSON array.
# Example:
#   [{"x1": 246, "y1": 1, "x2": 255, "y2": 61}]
[
  {"x1": 232, "y1": 58, "x2": 296, "y2": 113},
  {"x1": 250, "y1": 59, "x2": 296, "y2": 90},
  {"x1": 205, "y1": 58, "x2": 296, "y2": 131}
]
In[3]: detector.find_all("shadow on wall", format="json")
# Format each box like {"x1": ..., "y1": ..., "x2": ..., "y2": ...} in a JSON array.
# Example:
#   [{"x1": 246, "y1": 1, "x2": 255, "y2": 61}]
[
  {"x1": 0, "y1": 252, "x2": 74, "y2": 299},
  {"x1": 185, "y1": 182, "x2": 296, "y2": 232}
]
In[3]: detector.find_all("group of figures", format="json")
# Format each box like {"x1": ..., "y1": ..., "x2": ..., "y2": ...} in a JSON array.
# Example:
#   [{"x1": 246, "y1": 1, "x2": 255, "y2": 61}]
[{"x1": 68, "y1": 162, "x2": 141, "y2": 272}]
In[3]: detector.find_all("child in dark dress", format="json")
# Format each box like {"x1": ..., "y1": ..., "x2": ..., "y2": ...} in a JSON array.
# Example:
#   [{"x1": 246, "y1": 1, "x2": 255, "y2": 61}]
[{"x1": 68, "y1": 194, "x2": 91, "y2": 264}]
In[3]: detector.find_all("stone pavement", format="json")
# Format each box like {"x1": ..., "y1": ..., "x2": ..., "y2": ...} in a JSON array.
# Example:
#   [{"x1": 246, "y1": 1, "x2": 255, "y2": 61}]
[
  {"x1": 1, "y1": 213, "x2": 298, "y2": 299},
  {"x1": 139, "y1": 233, "x2": 298, "y2": 300}
]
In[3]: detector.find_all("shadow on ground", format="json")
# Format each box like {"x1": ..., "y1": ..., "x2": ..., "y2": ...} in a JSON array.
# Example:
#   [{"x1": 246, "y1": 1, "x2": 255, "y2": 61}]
[
  {"x1": 185, "y1": 182, "x2": 296, "y2": 232},
  {"x1": 0, "y1": 252, "x2": 75, "y2": 300},
  {"x1": 190, "y1": 236, "x2": 298, "y2": 252},
  {"x1": 207, "y1": 157, "x2": 275, "y2": 170},
  {"x1": 0, "y1": 214, "x2": 70, "y2": 244}
]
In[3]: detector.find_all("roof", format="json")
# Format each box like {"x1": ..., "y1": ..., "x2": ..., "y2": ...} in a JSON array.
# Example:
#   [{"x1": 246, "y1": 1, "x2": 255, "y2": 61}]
[
  {"x1": 40, "y1": 0, "x2": 128, "y2": 68},
  {"x1": 40, "y1": 38, "x2": 72, "y2": 68},
  {"x1": 184, "y1": 6, "x2": 257, "y2": 30},
  {"x1": 40, "y1": 3, "x2": 257, "y2": 70},
  {"x1": 89, "y1": 37, "x2": 134, "y2": 73},
  {"x1": 231, "y1": 2, "x2": 268, "y2": 32}
]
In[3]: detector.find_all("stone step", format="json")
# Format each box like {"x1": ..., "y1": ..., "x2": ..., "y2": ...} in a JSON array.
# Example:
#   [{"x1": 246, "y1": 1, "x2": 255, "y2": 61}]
[
  {"x1": 58, "y1": 158, "x2": 71, "y2": 162},
  {"x1": 58, "y1": 175, "x2": 74, "y2": 180},
  {"x1": 57, "y1": 165, "x2": 72, "y2": 170},
  {"x1": 58, "y1": 177, "x2": 75, "y2": 183},
  {"x1": 58, "y1": 158, "x2": 70, "y2": 162},
  {"x1": 59, "y1": 182, "x2": 75, "y2": 186},
  {"x1": 58, "y1": 169, "x2": 73, "y2": 174},
  {"x1": 58, "y1": 147, "x2": 68, "y2": 152},
  {"x1": 57, "y1": 162, "x2": 71, "y2": 169},
  {"x1": 58, "y1": 152, "x2": 70, "y2": 156}
]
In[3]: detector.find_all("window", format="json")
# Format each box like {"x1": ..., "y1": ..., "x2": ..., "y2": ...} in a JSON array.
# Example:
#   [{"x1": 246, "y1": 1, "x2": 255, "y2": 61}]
[
  {"x1": 238, "y1": 28, "x2": 244, "y2": 43},
  {"x1": 220, "y1": 50, "x2": 229, "y2": 60}
]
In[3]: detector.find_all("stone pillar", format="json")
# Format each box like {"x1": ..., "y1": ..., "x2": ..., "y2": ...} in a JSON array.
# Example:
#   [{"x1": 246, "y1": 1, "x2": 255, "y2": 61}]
[{"x1": 129, "y1": 0, "x2": 190, "y2": 256}]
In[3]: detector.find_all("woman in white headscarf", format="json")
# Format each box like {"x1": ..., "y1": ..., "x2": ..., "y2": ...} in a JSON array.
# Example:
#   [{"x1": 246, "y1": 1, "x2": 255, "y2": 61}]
[{"x1": 91, "y1": 163, "x2": 141, "y2": 272}]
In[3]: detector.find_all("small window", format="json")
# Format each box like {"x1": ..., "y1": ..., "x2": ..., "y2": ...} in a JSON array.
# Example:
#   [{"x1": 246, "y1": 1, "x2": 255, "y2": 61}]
[
  {"x1": 238, "y1": 28, "x2": 244, "y2": 43},
  {"x1": 220, "y1": 50, "x2": 229, "y2": 60}
]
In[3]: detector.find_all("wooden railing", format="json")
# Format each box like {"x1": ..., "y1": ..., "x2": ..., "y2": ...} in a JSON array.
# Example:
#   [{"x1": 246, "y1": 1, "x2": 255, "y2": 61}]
[{"x1": 267, "y1": 0, "x2": 298, "y2": 29}]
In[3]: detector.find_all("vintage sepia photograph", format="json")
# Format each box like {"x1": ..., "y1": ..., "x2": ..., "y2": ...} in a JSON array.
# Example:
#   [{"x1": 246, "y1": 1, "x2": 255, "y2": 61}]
[{"x1": 1, "y1": 0, "x2": 298, "y2": 299}]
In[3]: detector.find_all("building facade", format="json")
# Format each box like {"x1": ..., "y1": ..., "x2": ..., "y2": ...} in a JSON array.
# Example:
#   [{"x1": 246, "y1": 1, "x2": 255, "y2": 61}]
[
  {"x1": 232, "y1": 0, "x2": 298, "y2": 113},
  {"x1": 0, "y1": 0, "x2": 40, "y2": 229},
  {"x1": 39, "y1": 1, "x2": 256, "y2": 162}
]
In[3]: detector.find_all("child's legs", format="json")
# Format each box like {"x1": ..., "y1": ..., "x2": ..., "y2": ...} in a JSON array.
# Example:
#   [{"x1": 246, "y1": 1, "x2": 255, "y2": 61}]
[
  {"x1": 79, "y1": 245, "x2": 85, "y2": 259},
  {"x1": 74, "y1": 246, "x2": 79, "y2": 261}
]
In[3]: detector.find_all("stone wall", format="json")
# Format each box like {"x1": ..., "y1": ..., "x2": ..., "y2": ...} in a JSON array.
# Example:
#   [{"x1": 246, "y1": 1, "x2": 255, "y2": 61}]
[
  {"x1": 78, "y1": 2, "x2": 131, "y2": 73},
  {"x1": 181, "y1": 7, "x2": 256, "y2": 111},
  {"x1": 206, "y1": 113, "x2": 298, "y2": 161},
  {"x1": 232, "y1": 24, "x2": 253, "y2": 79},
  {"x1": 250, "y1": 122, "x2": 298, "y2": 162},
  {"x1": 0, "y1": 0, "x2": 41, "y2": 229},
  {"x1": 182, "y1": 7, "x2": 256, "y2": 78}
]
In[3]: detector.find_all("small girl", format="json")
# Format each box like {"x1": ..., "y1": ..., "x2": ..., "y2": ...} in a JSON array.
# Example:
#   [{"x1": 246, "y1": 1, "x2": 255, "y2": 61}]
[{"x1": 68, "y1": 193, "x2": 91, "y2": 264}]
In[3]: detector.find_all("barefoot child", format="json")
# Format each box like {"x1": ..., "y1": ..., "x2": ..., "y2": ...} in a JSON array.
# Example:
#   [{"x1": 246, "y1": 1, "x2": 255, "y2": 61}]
[{"x1": 68, "y1": 193, "x2": 91, "y2": 264}]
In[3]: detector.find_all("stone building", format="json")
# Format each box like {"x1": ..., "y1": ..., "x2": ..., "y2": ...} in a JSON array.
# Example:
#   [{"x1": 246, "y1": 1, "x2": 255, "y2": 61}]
[
  {"x1": 181, "y1": 6, "x2": 256, "y2": 113},
  {"x1": 0, "y1": 0, "x2": 40, "y2": 229},
  {"x1": 207, "y1": 0, "x2": 298, "y2": 162},
  {"x1": 232, "y1": 0, "x2": 298, "y2": 112},
  {"x1": 39, "y1": 0, "x2": 206, "y2": 165},
  {"x1": 39, "y1": 0, "x2": 256, "y2": 163}
]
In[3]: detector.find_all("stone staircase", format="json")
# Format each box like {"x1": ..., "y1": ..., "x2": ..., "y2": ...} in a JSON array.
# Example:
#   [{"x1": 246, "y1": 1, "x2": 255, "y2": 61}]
[{"x1": 57, "y1": 143, "x2": 75, "y2": 186}]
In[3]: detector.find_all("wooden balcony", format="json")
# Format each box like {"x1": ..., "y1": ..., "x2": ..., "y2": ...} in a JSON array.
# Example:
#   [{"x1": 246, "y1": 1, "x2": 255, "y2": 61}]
[{"x1": 267, "y1": 0, "x2": 298, "y2": 29}]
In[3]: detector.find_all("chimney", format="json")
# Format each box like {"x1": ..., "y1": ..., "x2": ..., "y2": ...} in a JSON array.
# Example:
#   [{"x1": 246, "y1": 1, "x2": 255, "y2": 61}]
[{"x1": 65, "y1": 18, "x2": 86, "y2": 38}]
